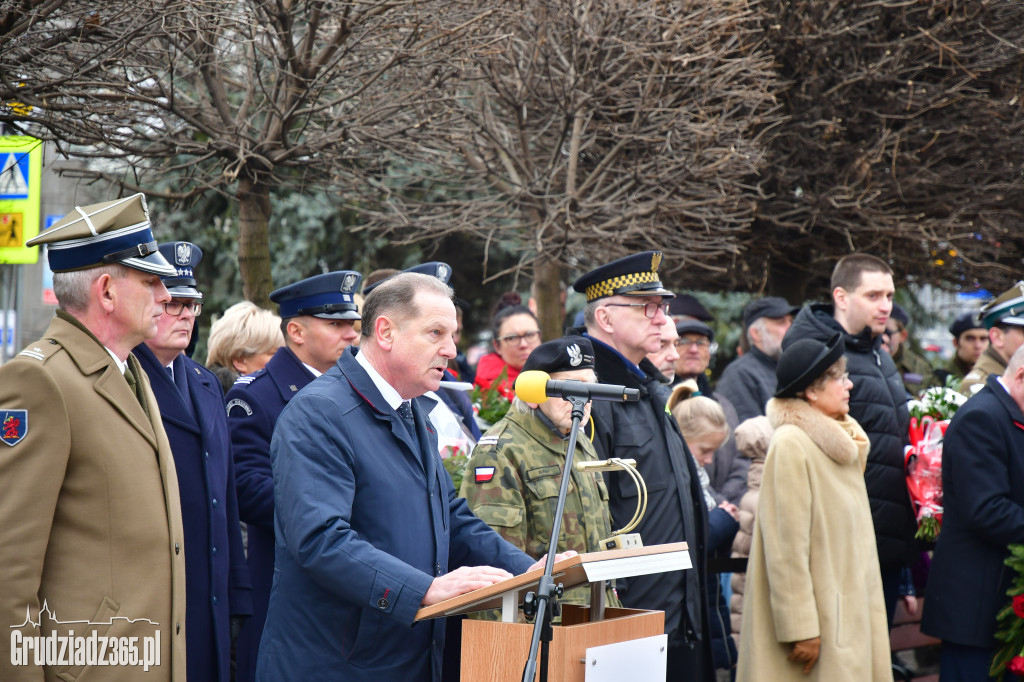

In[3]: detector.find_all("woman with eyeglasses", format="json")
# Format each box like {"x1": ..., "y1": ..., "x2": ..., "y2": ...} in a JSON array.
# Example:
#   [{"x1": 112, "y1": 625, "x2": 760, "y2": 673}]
[
  {"x1": 737, "y1": 333, "x2": 891, "y2": 682},
  {"x1": 473, "y1": 292, "x2": 543, "y2": 401}
]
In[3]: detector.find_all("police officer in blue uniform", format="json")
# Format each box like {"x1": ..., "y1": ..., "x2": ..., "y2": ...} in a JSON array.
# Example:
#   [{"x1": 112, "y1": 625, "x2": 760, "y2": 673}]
[
  {"x1": 135, "y1": 241, "x2": 252, "y2": 682},
  {"x1": 226, "y1": 270, "x2": 362, "y2": 682}
]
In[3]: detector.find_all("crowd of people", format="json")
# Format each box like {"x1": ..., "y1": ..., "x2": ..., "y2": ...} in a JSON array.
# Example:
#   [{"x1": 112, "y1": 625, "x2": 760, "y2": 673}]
[{"x1": 2, "y1": 191, "x2": 1024, "y2": 682}]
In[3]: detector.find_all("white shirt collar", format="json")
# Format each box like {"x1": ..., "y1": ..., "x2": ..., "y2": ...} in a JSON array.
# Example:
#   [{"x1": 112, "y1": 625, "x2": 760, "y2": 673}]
[
  {"x1": 355, "y1": 349, "x2": 404, "y2": 410},
  {"x1": 107, "y1": 348, "x2": 128, "y2": 374},
  {"x1": 998, "y1": 375, "x2": 1011, "y2": 394},
  {"x1": 301, "y1": 362, "x2": 323, "y2": 378}
]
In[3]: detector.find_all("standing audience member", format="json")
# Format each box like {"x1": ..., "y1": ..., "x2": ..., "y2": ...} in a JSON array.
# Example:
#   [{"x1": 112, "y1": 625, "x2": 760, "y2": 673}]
[
  {"x1": 921, "y1": 345, "x2": 1024, "y2": 682},
  {"x1": 669, "y1": 319, "x2": 748, "y2": 506},
  {"x1": 737, "y1": 335, "x2": 891, "y2": 682},
  {"x1": 960, "y1": 282, "x2": 1024, "y2": 396},
  {"x1": 648, "y1": 320, "x2": 681, "y2": 384},
  {"x1": 206, "y1": 301, "x2": 283, "y2": 393},
  {"x1": 459, "y1": 336, "x2": 619, "y2": 610},
  {"x1": 672, "y1": 396, "x2": 740, "y2": 679},
  {"x1": 883, "y1": 302, "x2": 938, "y2": 396},
  {"x1": 473, "y1": 292, "x2": 542, "y2": 400},
  {"x1": 227, "y1": 270, "x2": 363, "y2": 682},
  {"x1": 784, "y1": 253, "x2": 915, "y2": 627},
  {"x1": 135, "y1": 242, "x2": 252, "y2": 682},
  {"x1": 1, "y1": 194, "x2": 186, "y2": 681},
  {"x1": 571, "y1": 251, "x2": 714, "y2": 682},
  {"x1": 716, "y1": 296, "x2": 798, "y2": 422},
  {"x1": 935, "y1": 311, "x2": 987, "y2": 385},
  {"x1": 727, "y1": 416, "x2": 774, "y2": 647},
  {"x1": 255, "y1": 273, "x2": 552, "y2": 682}
]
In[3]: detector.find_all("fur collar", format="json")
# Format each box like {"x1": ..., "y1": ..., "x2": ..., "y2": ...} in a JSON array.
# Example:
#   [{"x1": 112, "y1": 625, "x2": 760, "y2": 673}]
[{"x1": 765, "y1": 397, "x2": 866, "y2": 466}]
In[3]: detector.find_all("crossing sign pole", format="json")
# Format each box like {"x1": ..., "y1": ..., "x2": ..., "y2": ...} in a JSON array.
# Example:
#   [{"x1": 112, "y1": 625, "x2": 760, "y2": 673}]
[{"x1": 0, "y1": 135, "x2": 43, "y2": 265}]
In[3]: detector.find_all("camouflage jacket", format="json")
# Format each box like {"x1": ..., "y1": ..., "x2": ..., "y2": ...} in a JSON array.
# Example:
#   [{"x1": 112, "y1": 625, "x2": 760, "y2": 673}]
[
  {"x1": 894, "y1": 346, "x2": 940, "y2": 398},
  {"x1": 460, "y1": 407, "x2": 619, "y2": 608},
  {"x1": 961, "y1": 346, "x2": 1007, "y2": 397}
]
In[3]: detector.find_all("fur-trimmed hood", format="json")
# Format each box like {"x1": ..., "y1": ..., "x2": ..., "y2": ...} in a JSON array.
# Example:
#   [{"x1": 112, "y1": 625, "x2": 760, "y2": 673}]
[{"x1": 766, "y1": 397, "x2": 868, "y2": 467}]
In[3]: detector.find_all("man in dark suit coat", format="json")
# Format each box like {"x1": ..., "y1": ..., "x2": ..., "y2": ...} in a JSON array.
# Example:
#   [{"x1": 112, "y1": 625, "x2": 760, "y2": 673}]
[
  {"x1": 921, "y1": 346, "x2": 1024, "y2": 681},
  {"x1": 255, "y1": 273, "x2": 546, "y2": 682},
  {"x1": 136, "y1": 242, "x2": 252, "y2": 682},
  {"x1": 225, "y1": 270, "x2": 362, "y2": 682}
]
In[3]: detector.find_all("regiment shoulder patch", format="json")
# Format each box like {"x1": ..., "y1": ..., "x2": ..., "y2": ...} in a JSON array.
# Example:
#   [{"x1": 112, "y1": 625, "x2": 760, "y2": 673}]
[
  {"x1": 226, "y1": 398, "x2": 253, "y2": 417},
  {"x1": 1, "y1": 410, "x2": 28, "y2": 446},
  {"x1": 474, "y1": 466, "x2": 496, "y2": 483}
]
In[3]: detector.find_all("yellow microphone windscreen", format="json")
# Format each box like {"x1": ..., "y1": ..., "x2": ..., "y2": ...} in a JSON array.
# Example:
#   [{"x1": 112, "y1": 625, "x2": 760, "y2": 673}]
[{"x1": 514, "y1": 370, "x2": 551, "y2": 403}]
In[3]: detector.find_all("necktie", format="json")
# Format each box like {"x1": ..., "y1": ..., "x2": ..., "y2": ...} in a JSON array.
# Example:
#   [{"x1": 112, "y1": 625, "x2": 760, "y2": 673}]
[
  {"x1": 124, "y1": 361, "x2": 150, "y2": 418},
  {"x1": 398, "y1": 401, "x2": 414, "y2": 422}
]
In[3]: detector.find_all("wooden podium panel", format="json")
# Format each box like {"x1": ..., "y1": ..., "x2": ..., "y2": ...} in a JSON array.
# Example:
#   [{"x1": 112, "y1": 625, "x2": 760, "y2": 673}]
[
  {"x1": 461, "y1": 605, "x2": 664, "y2": 682},
  {"x1": 415, "y1": 543, "x2": 689, "y2": 620}
]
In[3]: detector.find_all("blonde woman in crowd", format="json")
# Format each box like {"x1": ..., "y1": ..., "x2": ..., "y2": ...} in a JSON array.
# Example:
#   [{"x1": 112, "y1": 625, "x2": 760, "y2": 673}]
[
  {"x1": 206, "y1": 301, "x2": 284, "y2": 392},
  {"x1": 672, "y1": 395, "x2": 740, "y2": 679},
  {"x1": 737, "y1": 334, "x2": 890, "y2": 681}
]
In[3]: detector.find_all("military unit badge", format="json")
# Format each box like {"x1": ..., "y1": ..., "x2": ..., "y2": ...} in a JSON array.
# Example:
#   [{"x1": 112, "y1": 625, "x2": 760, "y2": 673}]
[
  {"x1": 1, "y1": 409, "x2": 28, "y2": 446},
  {"x1": 474, "y1": 466, "x2": 496, "y2": 483}
]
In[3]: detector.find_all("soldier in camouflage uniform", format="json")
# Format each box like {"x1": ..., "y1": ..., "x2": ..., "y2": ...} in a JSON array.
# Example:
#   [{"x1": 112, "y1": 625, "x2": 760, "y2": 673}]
[
  {"x1": 460, "y1": 336, "x2": 620, "y2": 610},
  {"x1": 883, "y1": 304, "x2": 940, "y2": 397},
  {"x1": 961, "y1": 283, "x2": 1024, "y2": 397}
]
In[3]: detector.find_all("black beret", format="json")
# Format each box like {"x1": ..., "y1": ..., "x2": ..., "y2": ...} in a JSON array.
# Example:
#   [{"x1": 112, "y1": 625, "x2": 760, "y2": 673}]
[
  {"x1": 668, "y1": 294, "x2": 714, "y2": 321},
  {"x1": 949, "y1": 311, "x2": 983, "y2": 338},
  {"x1": 522, "y1": 336, "x2": 595, "y2": 374},
  {"x1": 890, "y1": 303, "x2": 909, "y2": 326},
  {"x1": 774, "y1": 333, "x2": 845, "y2": 399}
]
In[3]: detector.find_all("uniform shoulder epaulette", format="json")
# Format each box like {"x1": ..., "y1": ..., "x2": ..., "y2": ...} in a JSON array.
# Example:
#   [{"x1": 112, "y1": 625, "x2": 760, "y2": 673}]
[
  {"x1": 232, "y1": 369, "x2": 266, "y2": 387},
  {"x1": 16, "y1": 338, "x2": 62, "y2": 362},
  {"x1": 476, "y1": 421, "x2": 511, "y2": 448}
]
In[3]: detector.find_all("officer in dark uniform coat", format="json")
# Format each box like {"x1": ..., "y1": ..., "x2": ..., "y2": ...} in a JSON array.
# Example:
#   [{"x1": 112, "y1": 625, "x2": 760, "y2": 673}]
[
  {"x1": 571, "y1": 252, "x2": 714, "y2": 682},
  {"x1": 136, "y1": 242, "x2": 252, "y2": 682},
  {"x1": 226, "y1": 270, "x2": 362, "y2": 682},
  {"x1": 922, "y1": 360, "x2": 1024, "y2": 681}
]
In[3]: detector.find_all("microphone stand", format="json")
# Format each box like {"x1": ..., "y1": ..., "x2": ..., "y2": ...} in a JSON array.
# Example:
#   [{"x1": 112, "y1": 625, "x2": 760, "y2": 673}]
[{"x1": 521, "y1": 394, "x2": 589, "y2": 682}]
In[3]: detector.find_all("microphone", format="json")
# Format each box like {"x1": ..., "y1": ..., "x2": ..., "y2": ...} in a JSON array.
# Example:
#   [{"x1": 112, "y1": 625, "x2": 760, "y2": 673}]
[{"x1": 514, "y1": 370, "x2": 640, "y2": 404}]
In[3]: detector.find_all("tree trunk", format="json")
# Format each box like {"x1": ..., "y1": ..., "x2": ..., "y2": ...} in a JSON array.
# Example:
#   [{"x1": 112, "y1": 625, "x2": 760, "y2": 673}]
[
  {"x1": 533, "y1": 258, "x2": 565, "y2": 342},
  {"x1": 236, "y1": 177, "x2": 274, "y2": 308}
]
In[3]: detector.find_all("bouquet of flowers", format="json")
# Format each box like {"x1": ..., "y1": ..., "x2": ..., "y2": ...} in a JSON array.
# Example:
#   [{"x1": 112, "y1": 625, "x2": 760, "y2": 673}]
[
  {"x1": 991, "y1": 544, "x2": 1024, "y2": 679},
  {"x1": 904, "y1": 382, "x2": 966, "y2": 542}
]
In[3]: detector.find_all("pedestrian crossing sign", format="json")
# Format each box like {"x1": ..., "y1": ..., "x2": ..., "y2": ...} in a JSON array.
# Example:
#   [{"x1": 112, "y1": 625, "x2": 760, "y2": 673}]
[{"x1": 0, "y1": 135, "x2": 42, "y2": 264}]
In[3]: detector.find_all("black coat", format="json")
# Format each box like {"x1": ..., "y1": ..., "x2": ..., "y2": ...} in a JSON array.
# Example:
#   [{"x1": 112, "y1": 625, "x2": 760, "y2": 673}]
[
  {"x1": 580, "y1": 332, "x2": 714, "y2": 681},
  {"x1": 135, "y1": 345, "x2": 252, "y2": 682},
  {"x1": 921, "y1": 374, "x2": 1024, "y2": 648},
  {"x1": 784, "y1": 304, "x2": 916, "y2": 568}
]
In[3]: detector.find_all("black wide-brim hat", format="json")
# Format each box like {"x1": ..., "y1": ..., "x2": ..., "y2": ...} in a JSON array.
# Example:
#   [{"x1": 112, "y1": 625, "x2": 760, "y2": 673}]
[{"x1": 774, "y1": 333, "x2": 845, "y2": 399}]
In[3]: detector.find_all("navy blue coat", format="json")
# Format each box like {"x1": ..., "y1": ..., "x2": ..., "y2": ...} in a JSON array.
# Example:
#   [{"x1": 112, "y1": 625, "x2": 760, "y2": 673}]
[
  {"x1": 135, "y1": 344, "x2": 252, "y2": 682},
  {"x1": 225, "y1": 345, "x2": 314, "y2": 682},
  {"x1": 921, "y1": 374, "x2": 1024, "y2": 648},
  {"x1": 255, "y1": 351, "x2": 534, "y2": 682}
]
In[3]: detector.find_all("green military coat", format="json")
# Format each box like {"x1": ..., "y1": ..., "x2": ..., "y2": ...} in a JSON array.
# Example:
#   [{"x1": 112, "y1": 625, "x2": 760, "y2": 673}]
[
  {"x1": 0, "y1": 312, "x2": 187, "y2": 682},
  {"x1": 961, "y1": 345, "x2": 1007, "y2": 397},
  {"x1": 460, "y1": 407, "x2": 619, "y2": 608}
]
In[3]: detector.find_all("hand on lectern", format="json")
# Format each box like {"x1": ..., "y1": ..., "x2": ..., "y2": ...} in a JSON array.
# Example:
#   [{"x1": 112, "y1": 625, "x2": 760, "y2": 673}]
[
  {"x1": 422, "y1": 565, "x2": 513, "y2": 606},
  {"x1": 526, "y1": 550, "x2": 578, "y2": 572}
]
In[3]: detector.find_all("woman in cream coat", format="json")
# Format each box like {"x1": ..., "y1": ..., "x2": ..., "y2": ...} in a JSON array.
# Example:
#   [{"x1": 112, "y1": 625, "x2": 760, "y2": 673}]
[{"x1": 736, "y1": 334, "x2": 891, "y2": 682}]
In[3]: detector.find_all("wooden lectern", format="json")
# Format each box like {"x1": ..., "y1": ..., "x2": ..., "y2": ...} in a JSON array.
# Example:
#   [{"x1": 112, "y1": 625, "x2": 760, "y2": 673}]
[{"x1": 415, "y1": 543, "x2": 691, "y2": 682}]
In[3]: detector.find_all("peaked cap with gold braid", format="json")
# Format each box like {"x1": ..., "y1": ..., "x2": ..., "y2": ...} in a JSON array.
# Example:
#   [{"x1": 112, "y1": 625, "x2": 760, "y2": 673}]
[{"x1": 572, "y1": 251, "x2": 675, "y2": 302}]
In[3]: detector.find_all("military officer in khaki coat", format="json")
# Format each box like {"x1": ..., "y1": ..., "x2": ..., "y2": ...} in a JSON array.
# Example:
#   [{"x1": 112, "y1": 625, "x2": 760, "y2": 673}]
[
  {"x1": 961, "y1": 282, "x2": 1024, "y2": 397},
  {"x1": 0, "y1": 194, "x2": 188, "y2": 682},
  {"x1": 460, "y1": 336, "x2": 620, "y2": 610}
]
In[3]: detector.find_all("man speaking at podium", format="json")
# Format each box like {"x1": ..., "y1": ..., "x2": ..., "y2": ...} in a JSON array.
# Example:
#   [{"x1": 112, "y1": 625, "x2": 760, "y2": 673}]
[
  {"x1": 570, "y1": 252, "x2": 714, "y2": 682},
  {"x1": 255, "y1": 273, "x2": 551, "y2": 682}
]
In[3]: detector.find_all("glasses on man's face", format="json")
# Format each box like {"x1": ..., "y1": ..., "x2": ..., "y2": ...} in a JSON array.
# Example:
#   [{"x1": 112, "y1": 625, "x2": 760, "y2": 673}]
[
  {"x1": 498, "y1": 330, "x2": 541, "y2": 345},
  {"x1": 164, "y1": 300, "x2": 202, "y2": 317},
  {"x1": 604, "y1": 302, "x2": 670, "y2": 319},
  {"x1": 674, "y1": 338, "x2": 711, "y2": 349}
]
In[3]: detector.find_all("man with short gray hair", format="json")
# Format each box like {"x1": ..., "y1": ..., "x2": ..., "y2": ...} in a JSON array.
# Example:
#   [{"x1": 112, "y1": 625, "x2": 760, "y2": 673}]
[
  {"x1": 1, "y1": 194, "x2": 187, "y2": 681},
  {"x1": 256, "y1": 273, "x2": 547, "y2": 682},
  {"x1": 715, "y1": 296, "x2": 798, "y2": 422}
]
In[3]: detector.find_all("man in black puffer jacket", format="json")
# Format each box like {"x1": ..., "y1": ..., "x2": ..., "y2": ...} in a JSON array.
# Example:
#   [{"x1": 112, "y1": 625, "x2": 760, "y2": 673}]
[{"x1": 783, "y1": 253, "x2": 916, "y2": 627}]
